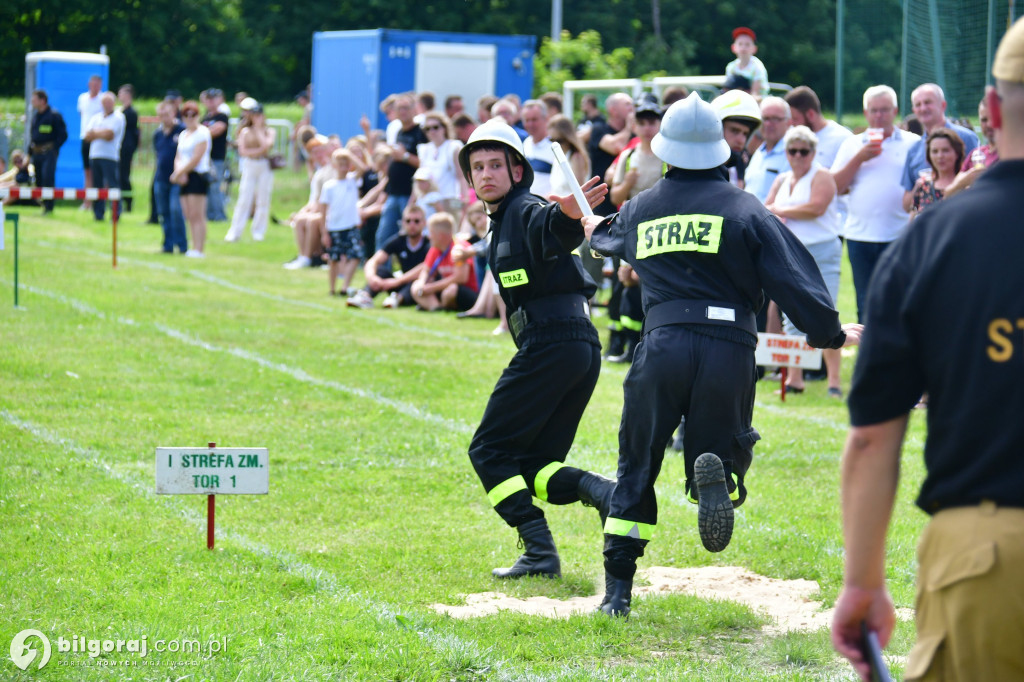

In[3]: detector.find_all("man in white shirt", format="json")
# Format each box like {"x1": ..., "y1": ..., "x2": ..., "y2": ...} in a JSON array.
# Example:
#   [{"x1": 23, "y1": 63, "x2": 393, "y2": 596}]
[
  {"x1": 830, "y1": 85, "x2": 920, "y2": 320},
  {"x1": 84, "y1": 92, "x2": 126, "y2": 221},
  {"x1": 744, "y1": 96, "x2": 792, "y2": 202},
  {"x1": 521, "y1": 99, "x2": 554, "y2": 198},
  {"x1": 77, "y1": 75, "x2": 103, "y2": 206},
  {"x1": 784, "y1": 86, "x2": 853, "y2": 168},
  {"x1": 786, "y1": 85, "x2": 855, "y2": 239}
]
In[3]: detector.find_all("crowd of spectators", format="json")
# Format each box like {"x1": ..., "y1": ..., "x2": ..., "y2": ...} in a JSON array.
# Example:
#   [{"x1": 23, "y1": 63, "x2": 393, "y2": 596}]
[{"x1": 16, "y1": 32, "x2": 1001, "y2": 389}]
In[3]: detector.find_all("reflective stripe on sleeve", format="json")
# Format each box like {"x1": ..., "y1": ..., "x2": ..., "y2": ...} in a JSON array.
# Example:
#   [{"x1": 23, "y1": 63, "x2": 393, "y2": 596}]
[
  {"x1": 604, "y1": 517, "x2": 654, "y2": 540},
  {"x1": 533, "y1": 462, "x2": 565, "y2": 502},
  {"x1": 487, "y1": 475, "x2": 529, "y2": 507}
]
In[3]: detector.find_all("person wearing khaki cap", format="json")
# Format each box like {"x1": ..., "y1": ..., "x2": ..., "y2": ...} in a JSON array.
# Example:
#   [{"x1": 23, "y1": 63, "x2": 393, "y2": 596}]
[{"x1": 832, "y1": 16, "x2": 1024, "y2": 682}]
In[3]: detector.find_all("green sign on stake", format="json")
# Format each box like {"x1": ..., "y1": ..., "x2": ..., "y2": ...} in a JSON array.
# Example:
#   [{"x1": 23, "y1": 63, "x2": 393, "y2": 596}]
[{"x1": 3, "y1": 211, "x2": 19, "y2": 308}]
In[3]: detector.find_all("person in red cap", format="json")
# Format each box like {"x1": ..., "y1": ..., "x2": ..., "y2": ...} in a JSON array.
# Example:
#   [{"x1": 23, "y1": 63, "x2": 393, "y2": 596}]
[{"x1": 726, "y1": 27, "x2": 770, "y2": 100}]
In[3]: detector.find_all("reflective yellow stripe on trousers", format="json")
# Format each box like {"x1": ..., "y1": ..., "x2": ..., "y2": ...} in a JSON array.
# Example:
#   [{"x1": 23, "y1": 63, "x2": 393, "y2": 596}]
[
  {"x1": 604, "y1": 517, "x2": 655, "y2": 540},
  {"x1": 533, "y1": 462, "x2": 565, "y2": 502},
  {"x1": 487, "y1": 475, "x2": 528, "y2": 507},
  {"x1": 620, "y1": 315, "x2": 643, "y2": 332}
]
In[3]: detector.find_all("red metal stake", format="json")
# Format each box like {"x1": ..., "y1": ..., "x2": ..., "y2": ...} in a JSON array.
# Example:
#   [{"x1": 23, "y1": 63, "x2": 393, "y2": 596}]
[
  {"x1": 780, "y1": 367, "x2": 787, "y2": 402},
  {"x1": 207, "y1": 441, "x2": 216, "y2": 549},
  {"x1": 112, "y1": 199, "x2": 119, "y2": 269}
]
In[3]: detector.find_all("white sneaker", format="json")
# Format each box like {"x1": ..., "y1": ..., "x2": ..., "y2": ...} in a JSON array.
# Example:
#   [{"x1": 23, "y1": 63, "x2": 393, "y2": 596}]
[
  {"x1": 224, "y1": 234, "x2": 239, "y2": 243},
  {"x1": 346, "y1": 290, "x2": 374, "y2": 309},
  {"x1": 283, "y1": 256, "x2": 311, "y2": 270},
  {"x1": 185, "y1": 250, "x2": 205, "y2": 258},
  {"x1": 382, "y1": 293, "x2": 400, "y2": 309}
]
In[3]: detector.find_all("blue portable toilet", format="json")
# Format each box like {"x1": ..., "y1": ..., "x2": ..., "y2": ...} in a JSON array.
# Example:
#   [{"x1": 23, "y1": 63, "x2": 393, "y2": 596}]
[
  {"x1": 24, "y1": 51, "x2": 109, "y2": 189},
  {"x1": 311, "y1": 29, "x2": 535, "y2": 139}
]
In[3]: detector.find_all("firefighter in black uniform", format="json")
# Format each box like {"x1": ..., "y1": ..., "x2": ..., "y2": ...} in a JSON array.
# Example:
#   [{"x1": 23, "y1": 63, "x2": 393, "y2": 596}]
[
  {"x1": 584, "y1": 93, "x2": 862, "y2": 616},
  {"x1": 29, "y1": 89, "x2": 68, "y2": 214},
  {"x1": 460, "y1": 119, "x2": 615, "y2": 579},
  {"x1": 833, "y1": 20, "x2": 1024, "y2": 680}
]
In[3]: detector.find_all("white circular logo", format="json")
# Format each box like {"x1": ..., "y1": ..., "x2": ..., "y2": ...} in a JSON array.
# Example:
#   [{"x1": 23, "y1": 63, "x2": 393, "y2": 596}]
[{"x1": 9, "y1": 629, "x2": 51, "y2": 671}]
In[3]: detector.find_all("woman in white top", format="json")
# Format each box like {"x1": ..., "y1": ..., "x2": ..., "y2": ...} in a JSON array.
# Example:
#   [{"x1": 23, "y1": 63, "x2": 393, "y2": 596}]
[
  {"x1": 170, "y1": 100, "x2": 212, "y2": 257},
  {"x1": 225, "y1": 100, "x2": 276, "y2": 243},
  {"x1": 416, "y1": 111, "x2": 467, "y2": 215},
  {"x1": 765, "y1": 125, "x2": 844, "y2": 397}
]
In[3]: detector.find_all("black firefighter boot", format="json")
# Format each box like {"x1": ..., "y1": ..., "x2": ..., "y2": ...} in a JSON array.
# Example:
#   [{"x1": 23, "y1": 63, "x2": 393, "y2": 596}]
[
  {"x1": 608, "y1": 330, "x2": 639, "y2": 364},
  {"x1": 577, "y1": 472, "x2": 615, "y2": 527},
  {"x1": 603, "y1": 329, "x2": 625, "y2": 359},
  {"x1": 492, "y1": 518, "x2": 561, "y2": 579},
  {"x1": 599, "y1": 561, "x2": 635, "y2": 617}
]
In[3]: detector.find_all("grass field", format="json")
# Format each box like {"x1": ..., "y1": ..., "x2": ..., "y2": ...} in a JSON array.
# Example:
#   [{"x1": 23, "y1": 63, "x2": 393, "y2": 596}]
[{"x1": 1, "y1": 165, "x2": 927, "y2": 681}]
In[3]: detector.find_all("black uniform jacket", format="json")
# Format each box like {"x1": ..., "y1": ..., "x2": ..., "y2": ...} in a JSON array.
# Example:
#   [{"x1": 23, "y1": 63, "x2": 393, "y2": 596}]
[
  {"x1": 850, "y1": 159, "x2": 1024, "y2": 513},
  {"x1": 30, "y1": 106, "x2": 68, "y2": 150},
  {"x1": 488, "y1": 185, "x2": 597, "y2": 311},
  {"x1": 591, "y1": 167, "x2": 844, "y2": 349}
]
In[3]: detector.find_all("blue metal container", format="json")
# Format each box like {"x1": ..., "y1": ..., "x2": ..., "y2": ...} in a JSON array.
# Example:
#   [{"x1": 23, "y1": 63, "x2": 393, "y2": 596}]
[
  {"x1": 25, "y1": 52, "x2": 110, "y2": 189},
  {"x1": 311, "y1": 29, "x2": 535, "y2": 139}
]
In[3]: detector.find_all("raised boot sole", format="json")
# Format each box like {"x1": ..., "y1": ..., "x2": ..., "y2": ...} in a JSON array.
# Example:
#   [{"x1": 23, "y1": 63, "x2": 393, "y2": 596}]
[{"x1": 694, "y1": 452, "x2": 734, "y2": 553}]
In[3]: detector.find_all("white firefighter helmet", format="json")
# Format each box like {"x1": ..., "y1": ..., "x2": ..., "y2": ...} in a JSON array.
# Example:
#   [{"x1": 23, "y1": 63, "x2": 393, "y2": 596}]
[{"x1": 651, "y1": 92, "x2": 731, "y2": 170}]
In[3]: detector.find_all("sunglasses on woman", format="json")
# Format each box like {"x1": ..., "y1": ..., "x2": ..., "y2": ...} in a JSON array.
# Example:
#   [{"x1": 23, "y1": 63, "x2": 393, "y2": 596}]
[{"x1": 786, "y1": 148, "x2": 812, "y2": 157}]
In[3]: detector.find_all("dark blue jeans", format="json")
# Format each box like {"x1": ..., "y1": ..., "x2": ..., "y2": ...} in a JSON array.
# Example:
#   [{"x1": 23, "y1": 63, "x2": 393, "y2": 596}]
[
  {"x1": 91, "y1": 158, "x2": 120, "y2": 221},
  {"x1": 206, "y1": 159, "x2": 228, "y2": 221},
  {"x1": 376, "y1": 194, "x2": 408, "y2": 251},
  {"x1": 846, "y1": 239, "x2": 893, "y2": 322},
  {"x1": 154, "y1": 179, "x2": 187, "y2": 253}
]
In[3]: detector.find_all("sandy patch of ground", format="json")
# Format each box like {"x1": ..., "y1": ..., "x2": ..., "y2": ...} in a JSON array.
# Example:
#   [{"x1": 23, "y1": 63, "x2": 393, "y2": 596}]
[{"x1": 430, "y1": 565, "x2": 912, "y2": 633}]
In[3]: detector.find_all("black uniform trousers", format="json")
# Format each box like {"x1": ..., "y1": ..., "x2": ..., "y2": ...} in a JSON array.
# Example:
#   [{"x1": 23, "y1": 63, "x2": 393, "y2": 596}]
[
  {"x1": 619, "y1": 283, "x2": 644, "y2": 336},
  {"x1": 604, "y1": 325, "x2": 759, "y2": 566},
  {"x1": 119, "y1": 141, "x2": 137, "y2": 211},
  {"x1": 31, "y1": 150, "x2": 59, "y2": 211},
  {"x1": 469, "y1": 326, "x2": 601, "y2": 528}
]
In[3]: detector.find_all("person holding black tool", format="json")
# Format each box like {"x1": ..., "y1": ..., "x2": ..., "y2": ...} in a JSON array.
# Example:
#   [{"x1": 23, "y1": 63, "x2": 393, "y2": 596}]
[
  {"x1": 459, "y1": 118, "x2": 615, "y2": 579},
  {"x1": 29, "y1": 89, "x2": 68, "y2": 215},
  {"x1": 832, "y1": 17, "x2": 1024, "y2": 681},
  {"x1": 583, "y1": 93, "x2": 861, "y2": 617}
]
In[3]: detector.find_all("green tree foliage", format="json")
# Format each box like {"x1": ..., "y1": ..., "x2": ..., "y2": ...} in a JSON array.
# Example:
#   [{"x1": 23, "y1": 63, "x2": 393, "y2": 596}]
[
  {"x1": 2, "y1": 0, "x2": 905, "y2": 113},
  {"x1": 534, "y1": 30, "x2": 633, "y2": 95}
]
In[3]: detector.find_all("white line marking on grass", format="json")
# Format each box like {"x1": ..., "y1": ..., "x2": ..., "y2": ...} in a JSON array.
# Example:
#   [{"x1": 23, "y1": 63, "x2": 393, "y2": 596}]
[
  {"x1": 188, "y1": 269, "x2": 506, "y2": 348},
  {"x1": 755, "y1": 400, "x2": 849, "y2": 432},
  {"x1": 32, "y1": 241, "x2": 506, "y2": 349},
  {"x1": 20, "y1": 283, "x2": 473, "y2": 435},
  {"x1": 0, "y1": 409, "x2": 535, "y2": 681}
]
